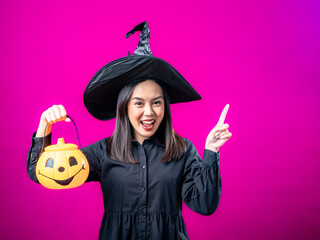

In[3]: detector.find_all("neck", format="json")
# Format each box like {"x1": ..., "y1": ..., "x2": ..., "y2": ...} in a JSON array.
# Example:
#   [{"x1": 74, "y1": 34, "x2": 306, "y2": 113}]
[{"x1": 135, "y1": 135, "x2": 146, "y2": 145}]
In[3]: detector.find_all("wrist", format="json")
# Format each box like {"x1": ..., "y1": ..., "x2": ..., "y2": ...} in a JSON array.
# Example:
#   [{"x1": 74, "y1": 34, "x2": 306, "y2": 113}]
[
  {"x1": 36, "y1": 120, "x2": 52, "y2": 137},
  {"x1": 205, "y1": 146, "x2": 219, "y2": 153}
]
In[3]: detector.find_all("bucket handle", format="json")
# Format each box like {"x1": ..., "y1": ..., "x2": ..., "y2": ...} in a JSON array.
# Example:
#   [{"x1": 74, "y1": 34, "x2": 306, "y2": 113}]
[{"x1": 41, "y1": 115, "x2": 82, "y2": 154}]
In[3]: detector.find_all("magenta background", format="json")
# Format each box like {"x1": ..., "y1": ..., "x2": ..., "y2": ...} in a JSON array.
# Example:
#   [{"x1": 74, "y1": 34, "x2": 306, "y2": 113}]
[{"x1": 1, "y1": 0, "x2": 320, "y2": 239}]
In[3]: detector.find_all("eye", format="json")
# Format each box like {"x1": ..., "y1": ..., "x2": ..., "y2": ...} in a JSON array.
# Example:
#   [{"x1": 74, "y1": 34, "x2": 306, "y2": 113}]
[
  {"x1": 134, "y1": 101, "x2": 143, "y2": 106},
  {"x1": 69, "y1": 156, "x2": 78, "y2": 167},
  {"x1": 45, "y1": 158, "x2": 54, "y2": 168},
  {"x1": 154, "y1": 100, "x2": 161, "y2": 105}
]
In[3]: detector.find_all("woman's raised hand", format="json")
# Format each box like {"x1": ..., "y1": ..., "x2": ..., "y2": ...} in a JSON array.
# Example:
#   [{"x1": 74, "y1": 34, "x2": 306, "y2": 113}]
[
  {"x1": 36, "y1": 105, "x2": 69, "y2": 137},
  {"x1": 40, "y1": 105, "x2": 68, "y2": 124},
  {"x1": 205, "y1": 104, "x2": 232, "y2": 152}
]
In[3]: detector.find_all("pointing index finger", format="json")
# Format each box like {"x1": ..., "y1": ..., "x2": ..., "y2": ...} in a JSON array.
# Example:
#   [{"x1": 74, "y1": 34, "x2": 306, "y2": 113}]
[{"x1": 218, "y1": 104, "x2": 229, "y2": 126}]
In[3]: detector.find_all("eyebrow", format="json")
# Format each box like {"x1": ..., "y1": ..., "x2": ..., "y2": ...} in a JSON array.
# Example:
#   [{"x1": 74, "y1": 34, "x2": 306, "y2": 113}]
[{"x1": 131, "y1": 96, "x2": 164, "y2": 101}]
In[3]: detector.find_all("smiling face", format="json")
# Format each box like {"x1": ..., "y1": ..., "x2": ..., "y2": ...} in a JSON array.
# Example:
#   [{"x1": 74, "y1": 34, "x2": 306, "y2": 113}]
[{"x1": 127, "y1": 80, "x2": 165, "y2": 144}]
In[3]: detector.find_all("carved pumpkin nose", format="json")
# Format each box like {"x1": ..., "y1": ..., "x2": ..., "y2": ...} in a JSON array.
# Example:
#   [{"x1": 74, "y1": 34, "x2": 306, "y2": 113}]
[{"x1": 58, "y1": 167, "x2": 65, "y2": 172}]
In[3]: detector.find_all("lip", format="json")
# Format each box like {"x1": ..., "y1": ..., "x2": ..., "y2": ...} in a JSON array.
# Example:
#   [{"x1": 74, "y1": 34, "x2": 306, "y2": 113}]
[{"x1": 140, "y1": 119, "x2": 155, "y2": 131}]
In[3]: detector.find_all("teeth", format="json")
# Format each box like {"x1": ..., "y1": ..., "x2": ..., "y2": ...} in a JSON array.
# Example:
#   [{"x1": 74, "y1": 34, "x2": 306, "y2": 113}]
[{"x1": 141, "y1": 120, "x2": 154, "y2": 124}]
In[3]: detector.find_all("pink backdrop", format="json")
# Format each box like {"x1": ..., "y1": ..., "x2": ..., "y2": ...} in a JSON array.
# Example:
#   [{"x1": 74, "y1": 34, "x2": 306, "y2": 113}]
[{"x1": 1, "y1": 0, "x2": 319, "y2": 239}]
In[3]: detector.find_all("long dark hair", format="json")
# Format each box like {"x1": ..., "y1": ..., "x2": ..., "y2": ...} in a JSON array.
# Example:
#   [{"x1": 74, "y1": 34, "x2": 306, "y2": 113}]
[{"x1": 106, "y1": 79, "x2": 186, "y2": 163}]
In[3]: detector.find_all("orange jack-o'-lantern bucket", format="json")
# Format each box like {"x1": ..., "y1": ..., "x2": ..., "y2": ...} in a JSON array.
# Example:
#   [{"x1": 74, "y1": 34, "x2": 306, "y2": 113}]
[{"x1": 36, "y1": 116, "x2": 89, "y2": 189}]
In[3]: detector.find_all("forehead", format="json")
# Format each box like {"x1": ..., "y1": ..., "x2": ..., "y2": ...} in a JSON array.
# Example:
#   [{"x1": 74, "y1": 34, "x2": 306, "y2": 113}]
[{"x1": 131, "y1": 80, "x2": 163, "y2": 98}]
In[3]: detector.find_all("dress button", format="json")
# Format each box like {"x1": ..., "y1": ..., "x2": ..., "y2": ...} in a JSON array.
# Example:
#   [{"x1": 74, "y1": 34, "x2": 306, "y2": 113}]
[
  {"x1": 141, "y1": 187, "x2": 145, "y2": 192},
  {"x1": 142, "y1": 165, "x2": 146, "y2": 169}
]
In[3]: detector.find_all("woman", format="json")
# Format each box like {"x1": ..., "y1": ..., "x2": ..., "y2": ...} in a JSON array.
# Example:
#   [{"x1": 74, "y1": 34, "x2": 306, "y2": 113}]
[{"x1": 27, "y1": 22, "x2": 232, "y2": 240}]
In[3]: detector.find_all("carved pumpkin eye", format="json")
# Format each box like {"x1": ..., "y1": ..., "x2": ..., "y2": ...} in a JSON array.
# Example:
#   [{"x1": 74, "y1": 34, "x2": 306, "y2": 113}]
[
  {"x1": 69, "y1": 156, "x2": 78, "y2": 167},
  {"x1": 45, "y1": 158, "x2": 54, "y2": 168}
]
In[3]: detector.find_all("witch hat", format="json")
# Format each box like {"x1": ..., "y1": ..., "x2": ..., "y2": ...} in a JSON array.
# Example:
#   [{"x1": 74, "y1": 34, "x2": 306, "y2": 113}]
[{"x1": 83, "y1": 21, "x2": 201, "y2": 121}]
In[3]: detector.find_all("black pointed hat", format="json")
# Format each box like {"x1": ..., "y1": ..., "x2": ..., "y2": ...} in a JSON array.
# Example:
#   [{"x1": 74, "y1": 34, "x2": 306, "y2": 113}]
[{"x1": 84, "y1": 21, "x2": 201, "y2": 120}]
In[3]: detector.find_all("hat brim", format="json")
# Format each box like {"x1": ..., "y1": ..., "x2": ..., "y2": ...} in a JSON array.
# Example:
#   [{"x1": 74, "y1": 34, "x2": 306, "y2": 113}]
[{"x1": 83, "y1": 55, "x2": 201, "y2": 120}]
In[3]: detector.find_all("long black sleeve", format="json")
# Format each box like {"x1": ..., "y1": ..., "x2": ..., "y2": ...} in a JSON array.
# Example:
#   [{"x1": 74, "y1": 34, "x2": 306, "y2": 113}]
[
  {"x1": 182, "y1": 139, "x2": 221, "y2": 215},
  {"x1": 26, "y1": 132, "x2": 52, "y2": 184}
]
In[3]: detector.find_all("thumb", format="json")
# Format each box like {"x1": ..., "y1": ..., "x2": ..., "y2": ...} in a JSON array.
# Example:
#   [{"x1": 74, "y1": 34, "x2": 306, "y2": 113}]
[{"x1": 208, "y1": 125, "x2": 220, "y2": 137}]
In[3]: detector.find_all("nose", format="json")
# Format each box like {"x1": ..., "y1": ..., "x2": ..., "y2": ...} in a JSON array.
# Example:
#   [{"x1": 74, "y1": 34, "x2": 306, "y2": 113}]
[
  {"x1": 58, "y1": 167, "x2": 65, "y2": 172},
  {"x1": 144, "y1": 103, "x2": 154, "y2": 116}
]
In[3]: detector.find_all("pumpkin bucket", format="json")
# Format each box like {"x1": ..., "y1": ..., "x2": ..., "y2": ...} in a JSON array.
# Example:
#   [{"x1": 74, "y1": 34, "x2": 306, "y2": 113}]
[{"x1": 36, "y1": 116, "x2": 89, "y2": 189}]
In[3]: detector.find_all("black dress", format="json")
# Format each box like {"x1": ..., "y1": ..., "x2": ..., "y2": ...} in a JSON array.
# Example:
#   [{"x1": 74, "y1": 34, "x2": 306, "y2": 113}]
[{"x1": 27, "y1": 132, "x2": 221, "y2": 240}]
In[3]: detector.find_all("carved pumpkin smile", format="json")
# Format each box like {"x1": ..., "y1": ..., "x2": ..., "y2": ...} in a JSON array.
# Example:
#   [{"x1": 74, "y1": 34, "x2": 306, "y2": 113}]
[{"x1": 38, "y1": 164, "x2": 85, "y2": 186}]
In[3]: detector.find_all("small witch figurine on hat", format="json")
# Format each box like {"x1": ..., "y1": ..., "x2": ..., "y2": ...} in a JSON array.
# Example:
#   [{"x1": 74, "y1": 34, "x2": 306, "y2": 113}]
[{"x1": 27, "y1": 21, "x2": 232, "y2": 239}]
